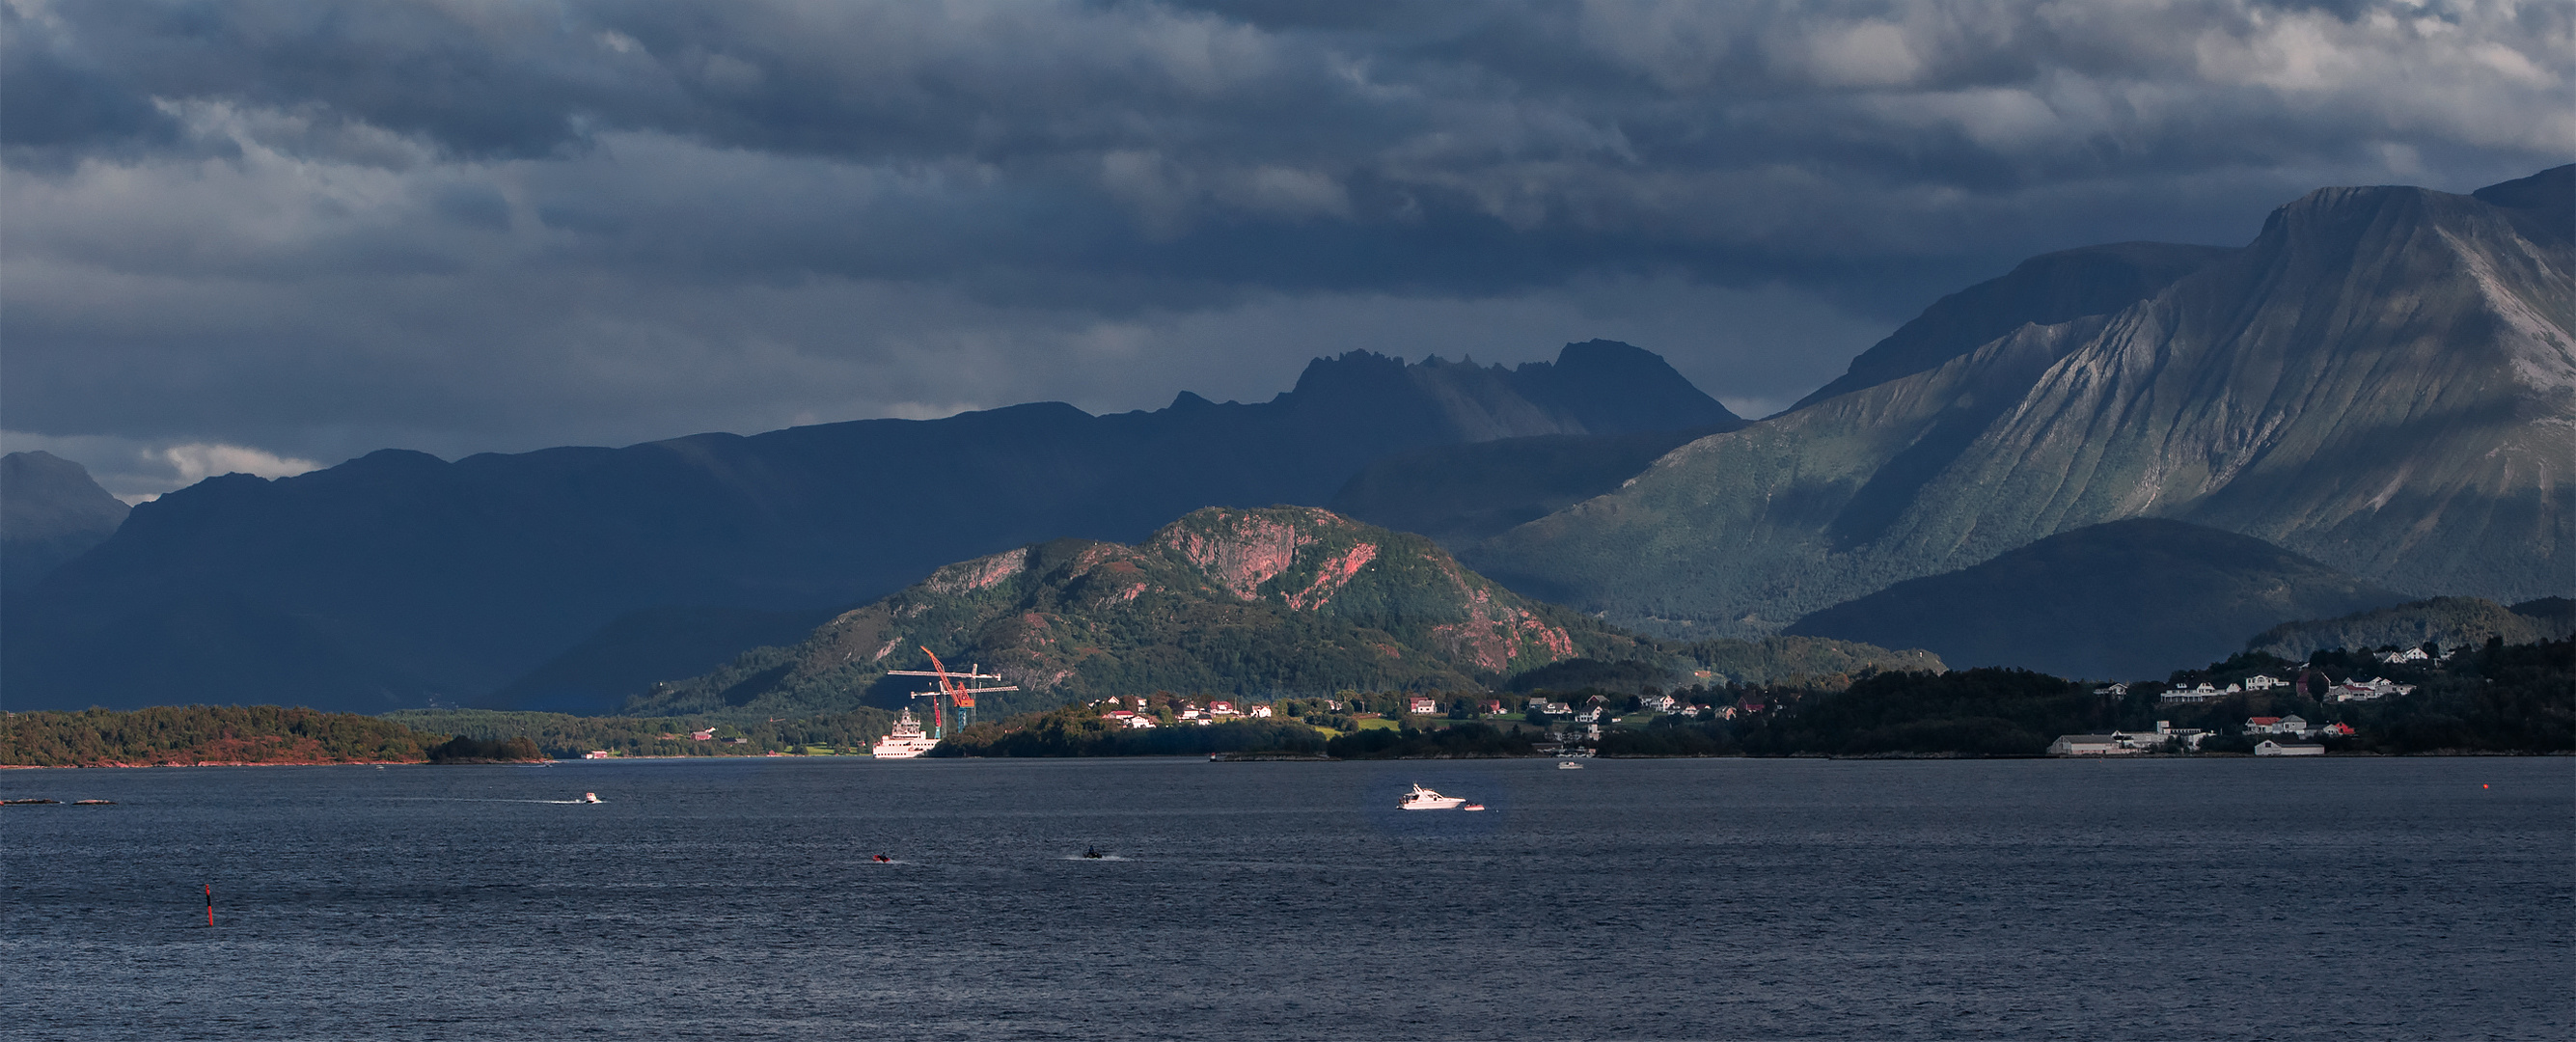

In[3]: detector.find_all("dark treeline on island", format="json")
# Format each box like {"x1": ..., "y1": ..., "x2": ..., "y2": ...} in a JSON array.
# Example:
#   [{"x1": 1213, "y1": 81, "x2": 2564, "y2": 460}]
[
  {"x1": 425, "y1": 735, "x2": 546, "y2": 764},
  {"x1": 3, "y1": 705, "x2": 443, "y2": 767}
]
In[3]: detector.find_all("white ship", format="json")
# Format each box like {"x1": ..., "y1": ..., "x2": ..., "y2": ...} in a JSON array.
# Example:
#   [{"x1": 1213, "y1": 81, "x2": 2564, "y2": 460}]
[
  {"x1": 870, "y1": 709, "x2": 941, "y2": 758},
  {"x1": 1398, "y1": 783, "x2": 1466, "y2": 810}
]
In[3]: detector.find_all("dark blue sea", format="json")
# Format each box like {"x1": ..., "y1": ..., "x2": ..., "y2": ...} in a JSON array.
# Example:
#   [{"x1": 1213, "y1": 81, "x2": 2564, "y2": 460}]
[{"x1": 5, "y1": 756, "x2": 2569, "y2": 1040}]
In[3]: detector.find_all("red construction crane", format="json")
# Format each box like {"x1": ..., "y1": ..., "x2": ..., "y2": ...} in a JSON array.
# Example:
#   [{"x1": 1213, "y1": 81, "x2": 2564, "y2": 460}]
[{"x1": 884, "y1": 647, "x2": 1018, "y2": 738}]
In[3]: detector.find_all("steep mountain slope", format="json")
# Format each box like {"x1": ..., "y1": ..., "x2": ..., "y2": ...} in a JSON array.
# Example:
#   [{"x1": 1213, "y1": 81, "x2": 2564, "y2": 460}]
[
  {"x1": 1328, "y1": 424, "x2": 1737, "y2": 548},
  {"x1": 5, "y1": 342, "x2": 1729, "y2": 712},
  {"x1": 1338, "y1": 247, "x2": 2218, "y2": 554},
  {"x1": 1473, "y1": 166, "x2": 2575, "y2": 636},
  {"x1": 1785, "y1": 519, "x2": 2406, "y2": 680},
  {"x1": 632, "y1": 507, "x2": 1655, "y2": 719},
  {"x1": 1, "y1": 452, "x2": 128, "y2": 597},
  {"x1": 2248, "y1": 595, "x2": 2576, "y2": 662},
  {"x1": 1794, "y1": 242, "x2": 2233, "y2": 409}
]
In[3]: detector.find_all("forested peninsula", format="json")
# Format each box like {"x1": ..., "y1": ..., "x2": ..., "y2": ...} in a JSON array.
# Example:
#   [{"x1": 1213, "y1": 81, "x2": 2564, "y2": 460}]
[{"x1": 1, "y1": 706, "x2": 559, "y2": 767}]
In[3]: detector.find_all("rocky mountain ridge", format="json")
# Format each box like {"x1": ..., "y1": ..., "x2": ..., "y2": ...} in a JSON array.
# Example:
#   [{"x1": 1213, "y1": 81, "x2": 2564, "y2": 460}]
[{"x1": 1471, "y1": 166, "x2": 2575, "y2": 637}]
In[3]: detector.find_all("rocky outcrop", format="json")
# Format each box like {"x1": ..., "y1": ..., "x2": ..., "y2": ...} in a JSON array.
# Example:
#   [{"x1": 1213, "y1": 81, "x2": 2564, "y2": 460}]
[{"x1": 635, "y1": 507, "x2": 1627, "y2": 718}]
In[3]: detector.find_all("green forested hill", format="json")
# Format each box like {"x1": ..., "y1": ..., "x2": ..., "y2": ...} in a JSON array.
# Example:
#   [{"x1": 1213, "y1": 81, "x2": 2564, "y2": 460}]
[
  {"x1": 1785, "y1": 519, "x2": 2406, "y2": 679},
  {"x1": 632, "y1": 507, "x2": 1666, "y2": 718},
  {"x1": 2249, "y1": 596, "x2": 2576, "y2": 661}
]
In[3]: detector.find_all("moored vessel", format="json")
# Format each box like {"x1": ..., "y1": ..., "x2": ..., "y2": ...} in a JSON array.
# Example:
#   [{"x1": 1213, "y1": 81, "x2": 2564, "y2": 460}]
[{"x1": 870, "y1": 709, "x2": 941, "y2": 758}]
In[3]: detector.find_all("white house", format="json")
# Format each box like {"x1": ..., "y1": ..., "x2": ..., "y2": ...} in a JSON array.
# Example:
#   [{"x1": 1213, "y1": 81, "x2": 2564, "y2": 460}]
[
  {"x1": 2332, "y1": 677, "x2": 2414, "y2": 702},
  {"x1": 1408, "y1": 697, "x2": 1439, "y2": 716},
  {"x1": 1247, "y1": 704, "x2": 1273, "y2": 718},
  {"x1": 2161, "y1": 683, "x2": 2227, "y2": 704},
  {"x1": 2242, "y1": 674, "x2": 2287, "y2": 691},
  {"x1": 2255, "y1": 739, "x2": 2324, "y2": 755}
]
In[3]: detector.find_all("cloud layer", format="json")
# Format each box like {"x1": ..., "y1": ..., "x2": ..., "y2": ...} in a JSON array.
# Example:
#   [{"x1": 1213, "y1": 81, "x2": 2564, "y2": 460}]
[{"x1": 5, "y1": 0, "x2": 2567, "y2": 490}]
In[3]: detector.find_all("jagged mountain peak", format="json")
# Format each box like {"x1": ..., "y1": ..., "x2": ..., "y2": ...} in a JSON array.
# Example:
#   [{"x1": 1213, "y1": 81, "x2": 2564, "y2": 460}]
[{"x1": 1282, "y1": 341, "x2": 1736, "y2": 438}]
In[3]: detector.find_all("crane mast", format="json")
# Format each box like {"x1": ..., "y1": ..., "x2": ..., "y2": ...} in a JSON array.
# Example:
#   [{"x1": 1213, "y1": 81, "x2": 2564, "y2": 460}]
[{"x1": 884, "y1": 646, "x2": 1019, "y2": 740}]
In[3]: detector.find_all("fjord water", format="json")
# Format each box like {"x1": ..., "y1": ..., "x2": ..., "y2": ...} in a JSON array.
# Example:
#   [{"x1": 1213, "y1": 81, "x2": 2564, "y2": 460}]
[{"x1": 6, "y1": 758, "x2": 2567, "y2": 1040}]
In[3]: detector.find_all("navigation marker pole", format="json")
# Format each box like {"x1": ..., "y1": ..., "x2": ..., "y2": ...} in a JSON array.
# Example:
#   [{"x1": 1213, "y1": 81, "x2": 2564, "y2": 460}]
[{"x1": 205, "y1": 883, "x2": 213, "y2": 927}]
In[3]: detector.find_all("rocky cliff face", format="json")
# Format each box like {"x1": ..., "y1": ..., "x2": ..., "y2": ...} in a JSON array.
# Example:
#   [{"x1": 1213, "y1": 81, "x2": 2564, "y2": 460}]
[
  {"x1": 633, "y1": 507, "x2": 1628, "y2": 718},
  {"x1": 1473, "y1": 166, "x2": 2575, "y2": 637}
]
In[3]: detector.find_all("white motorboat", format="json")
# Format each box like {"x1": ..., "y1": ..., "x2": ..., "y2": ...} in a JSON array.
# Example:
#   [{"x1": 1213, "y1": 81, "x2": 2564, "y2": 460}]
[
  {"x1": 870, "y1": 708, "x2": 942, "y2": 758},
  {"x1": 1556, "y1": 760, "x2": 1584, "y2": 770},
  {"x1": 577, "y1": 792, "x2": 602, "y2": 804},
  {"x1": 1398, "y1": 783, "x2": 1466, "y2": 810}
]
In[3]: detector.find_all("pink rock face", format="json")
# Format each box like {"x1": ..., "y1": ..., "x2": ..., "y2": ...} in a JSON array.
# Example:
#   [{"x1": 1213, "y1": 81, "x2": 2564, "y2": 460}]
[
  {"x1": 1430, "y1": 583, "x2": 1576, "y2": 672},
  {"x1": 1157, "y1": 509, "x2": 1316, "y2": 600},
  {"x1": 1285, "y1": 543, "x2": 1379, "y2": 610},
  {"x1": 926, "y1": 547, "x2": 1031, "y2": 594}
]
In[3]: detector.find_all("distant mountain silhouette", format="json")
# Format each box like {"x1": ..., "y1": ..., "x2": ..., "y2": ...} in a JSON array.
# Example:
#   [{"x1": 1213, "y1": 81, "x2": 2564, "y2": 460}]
[
  {"x1": 1785, "y1": 519, "x2": 2406, "y2": 679},
  {"x1": 4, "y1": 341, "x2": 1732, "y2": 713},
  {"x1": 1, "y1": 452, "x2": 127, "y2": 598},
  {"x1": 1475, "y1": 166, "x2": 2575, "y2": 636}
]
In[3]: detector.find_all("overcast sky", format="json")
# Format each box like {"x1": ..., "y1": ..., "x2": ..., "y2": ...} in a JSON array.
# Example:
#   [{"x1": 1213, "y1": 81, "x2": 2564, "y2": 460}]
[{"x1": 4, "y1": 0, "x2": 2567, "y2": 499}]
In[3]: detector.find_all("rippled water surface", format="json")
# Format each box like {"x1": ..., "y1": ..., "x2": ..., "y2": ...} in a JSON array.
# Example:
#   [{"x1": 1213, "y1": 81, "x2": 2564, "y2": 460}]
[{"x1": 6, "y1": 756, "x2": 2570, "y2": 1039}]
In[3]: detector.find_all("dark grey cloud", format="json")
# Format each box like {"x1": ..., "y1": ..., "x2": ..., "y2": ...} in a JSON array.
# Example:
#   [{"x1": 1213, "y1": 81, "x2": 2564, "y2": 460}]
[{"x1": 4, "y1": 0, "x2": 2567, "y2": 495}]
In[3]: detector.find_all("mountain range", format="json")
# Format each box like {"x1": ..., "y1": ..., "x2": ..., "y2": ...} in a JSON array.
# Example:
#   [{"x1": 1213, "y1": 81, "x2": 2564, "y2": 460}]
[
  {"x1": 2, "y1": 341, "x2": 1736, "y2": 712},
  {"x1": 9, "y1": 166, "x2": 2565, "y2": 712},
  {"x1": 1470, "y1": 165, "x2": 2573, "y2": 638}
]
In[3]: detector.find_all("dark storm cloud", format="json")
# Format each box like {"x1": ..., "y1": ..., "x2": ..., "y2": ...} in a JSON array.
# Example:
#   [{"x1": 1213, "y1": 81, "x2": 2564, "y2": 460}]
[{"x1": 3, "y1": 0, "x2": 2567, "y2": 495}]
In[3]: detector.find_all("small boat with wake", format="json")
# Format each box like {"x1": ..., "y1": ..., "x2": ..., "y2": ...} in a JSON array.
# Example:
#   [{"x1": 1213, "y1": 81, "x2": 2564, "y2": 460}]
[
  {"x1": 577, "y1": 792, "x2": 602, "y2": 804},
  {"x1": 1557, "y1": 760, "x2": 1584, "y2": 770},
  {"x1": 1398, "y1": 783, "x2": 1466, "y2": 810},
  {"x1": 1082, "y1": 847, "x2": 1107, "y2": 859}
]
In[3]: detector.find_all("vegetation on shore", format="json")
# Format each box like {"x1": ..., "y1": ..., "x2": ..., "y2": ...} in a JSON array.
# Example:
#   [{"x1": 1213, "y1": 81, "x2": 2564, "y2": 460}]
[
  {"x1": 382, "y1": 708, "x2": 894, "y2": 759},
  {"x1": 3, "y1": 705, "x2": 441, "y2": 767},
  {"x1": 931, "y1": 703, "x2": 1326, "y2": 757}
]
